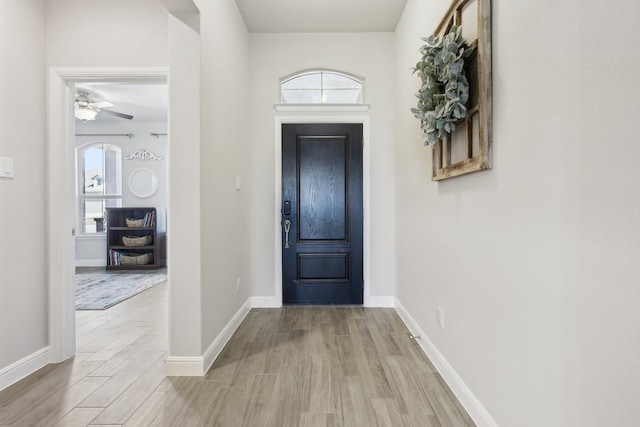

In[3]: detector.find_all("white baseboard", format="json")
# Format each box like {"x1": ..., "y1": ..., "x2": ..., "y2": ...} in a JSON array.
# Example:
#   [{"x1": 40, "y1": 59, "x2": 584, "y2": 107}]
[
  {"x1": 251, "y1": 296, "x2": 282, "y2": 308},
  {"x1": 164, "y1": 356, "x2": 204, "y2": 376},
  {"x1": 251, "y1": 296, "x2": 395, "y2": 308},
  {"x1": 394, "y1": 299, "x2": 498, "y2": 427},
  {"x1": 0, "y1": 347, "x2": 50, "y2": 391},
  {"x1": 75, "y1": 259, "x2": 105, "y2": 267},
  {"x1": 367, "y1": 296, "x2": 395, "y2": 307},
  {"x1": 202, "y1": 299, "x2": 252, "y2": 374},
  {"x1": 165, "y1": 298, "x2": 253, "y2": 376}
]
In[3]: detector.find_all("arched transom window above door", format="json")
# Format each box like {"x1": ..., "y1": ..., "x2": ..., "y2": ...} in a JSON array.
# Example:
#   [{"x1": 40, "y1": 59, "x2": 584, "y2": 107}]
[{"x1": 280, "y1": 69, "x2": 364, "y2": 104}]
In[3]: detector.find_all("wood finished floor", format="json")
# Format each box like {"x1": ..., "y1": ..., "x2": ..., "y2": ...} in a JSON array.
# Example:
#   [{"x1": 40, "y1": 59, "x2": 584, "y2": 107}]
[{"x1": 0, "y1": 281, "x2": 475, "y2": 426}]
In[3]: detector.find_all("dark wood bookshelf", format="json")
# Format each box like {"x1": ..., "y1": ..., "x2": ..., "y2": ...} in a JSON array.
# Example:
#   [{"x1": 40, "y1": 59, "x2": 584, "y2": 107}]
[{"x1": 105, "y1": 207, "x2": 166, "y2": 270}]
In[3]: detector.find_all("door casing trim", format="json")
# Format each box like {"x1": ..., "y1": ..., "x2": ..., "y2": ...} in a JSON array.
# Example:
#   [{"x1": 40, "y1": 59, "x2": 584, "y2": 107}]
[{"x1": 274, "y1": 115, "x2": 371, "y2": 307}]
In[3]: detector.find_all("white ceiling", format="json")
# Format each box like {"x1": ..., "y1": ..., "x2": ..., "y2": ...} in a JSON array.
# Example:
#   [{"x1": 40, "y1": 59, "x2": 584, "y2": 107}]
[
  {"x1": 76, "y1": 1, "x2": 407, "y2": 123},
  {"x1": 235, "y1": 0, "x2": 408, "y2": 33},
  {"x1": 75, "y1": 82, "x2": 168, "y2": 123}
]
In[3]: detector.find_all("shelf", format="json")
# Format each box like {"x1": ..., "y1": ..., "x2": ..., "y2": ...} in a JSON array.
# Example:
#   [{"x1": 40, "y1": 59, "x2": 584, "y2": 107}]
[
  {"x1": 106, "y1": 264, "x2": 163, "y2": 271},
  {"x1": 109, "y1": 246, "x2": 155, "y2": 250},
  {"x1": 109, "y1": 227, "x2": 155, "y2": 231},
  {"x1": 105, "y1": 207, "x2": 166, "y2": 270}
]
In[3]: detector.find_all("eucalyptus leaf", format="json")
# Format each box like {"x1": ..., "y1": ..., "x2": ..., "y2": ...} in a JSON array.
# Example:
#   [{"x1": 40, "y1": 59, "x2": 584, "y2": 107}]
[
  {"x1": 442, "y1": 52, "x2": 456, "y2": 63},
  {"x1": 449, "y1": 60, "x2": 464, "y2": 74},
  {"x1": 426, "y1": 35, "x2": 441, "y2": 47}
]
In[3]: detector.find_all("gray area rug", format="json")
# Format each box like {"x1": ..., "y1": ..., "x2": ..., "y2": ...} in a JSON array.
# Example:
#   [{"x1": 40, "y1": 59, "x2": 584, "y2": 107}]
[{"x1": 75, "y1": 271, "x2": 167, "y2": 310}]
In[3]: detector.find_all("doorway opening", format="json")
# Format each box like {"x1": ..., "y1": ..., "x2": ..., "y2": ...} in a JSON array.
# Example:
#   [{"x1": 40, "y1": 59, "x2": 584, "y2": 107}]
[
  {"x1": 73, "y1": 80, "x2": 169, "y2": 356},
  {"x1": 48, "y1": 68, "x2": 169, "y2": 363}
]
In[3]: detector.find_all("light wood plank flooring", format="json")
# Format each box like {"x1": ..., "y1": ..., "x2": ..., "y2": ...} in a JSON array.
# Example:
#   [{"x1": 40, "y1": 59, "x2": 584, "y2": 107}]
[{"x1": 0, "y1": 280, "x2": 475, "y2": 426}]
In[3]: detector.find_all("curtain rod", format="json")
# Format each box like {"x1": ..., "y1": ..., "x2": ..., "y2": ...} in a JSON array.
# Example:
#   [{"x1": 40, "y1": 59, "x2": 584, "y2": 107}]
[
  {"x1": 76, "y1": 133, "x2": 134, "y2": 138},
  {"x1": 150, "y1": 133, "x2": 168, "y2": 138}
]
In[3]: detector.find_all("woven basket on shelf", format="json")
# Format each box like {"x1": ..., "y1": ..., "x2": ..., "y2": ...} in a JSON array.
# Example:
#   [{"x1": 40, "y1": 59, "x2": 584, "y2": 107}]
[
  {"x1": 125, "y1": 217, "x2": 144, "y2": 228},
  {"x1": 119, "y1": 252, "x2": 153, "y2": 266},
  {"x1": 122, "y1": 235, "x2": 152, "y2": 247}
]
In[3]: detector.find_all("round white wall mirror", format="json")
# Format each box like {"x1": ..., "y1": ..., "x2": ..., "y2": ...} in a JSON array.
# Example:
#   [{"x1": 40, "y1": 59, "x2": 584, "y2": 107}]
[{"x1": 128, "y1": 168, "x2": 159, "y2": 199}]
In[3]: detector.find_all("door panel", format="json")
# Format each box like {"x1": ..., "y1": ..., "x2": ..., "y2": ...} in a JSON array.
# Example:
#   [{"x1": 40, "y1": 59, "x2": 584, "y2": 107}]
[
  {"x1": 282, "y1": 123, "x2": 363, "y2": 305},
  {"x1": 298, "y1": 139, "x2": 347, "y2": 241},
  {"x1": 298, "y1": 254, "x2": 349, "y2": 280}
]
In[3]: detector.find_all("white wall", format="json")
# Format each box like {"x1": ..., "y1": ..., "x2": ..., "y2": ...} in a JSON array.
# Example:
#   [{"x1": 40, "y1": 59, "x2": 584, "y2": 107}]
[
  {"x1": 248, "y1": 33, "x2": 396, "y2": 302},
  {"x1": 194, "y1": 0, "x2": 252, "y2": 354},
  {"x1": 167, "y1": 11, "x2": 202, "y2": 359},
  {"x1": 75, "y1": 121, "x2": 168, "y2": 266},
  {"x1": 0, "y1": 0, "x2": 48, "y2": 374},
  {"x1": 394, "y1": 0, "x2": 640, "y2": 426},
  {"x1": 46, "y1": 0, "x2": 168, "y2": 67}
]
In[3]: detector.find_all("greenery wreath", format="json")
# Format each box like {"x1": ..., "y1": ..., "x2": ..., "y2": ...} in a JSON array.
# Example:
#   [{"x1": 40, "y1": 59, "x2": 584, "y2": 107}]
[{"x1": 411, "y1": 26, "x2": 473, "y2": 146}]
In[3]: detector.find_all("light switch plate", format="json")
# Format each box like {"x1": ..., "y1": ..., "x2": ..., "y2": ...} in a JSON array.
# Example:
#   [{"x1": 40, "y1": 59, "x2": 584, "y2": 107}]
[
  {"x1": 235, "y1": 176, "x2": 241, "y2": 191},
  {"x1": 0, "y1": 157, "x2": 14, "y2": 178}
]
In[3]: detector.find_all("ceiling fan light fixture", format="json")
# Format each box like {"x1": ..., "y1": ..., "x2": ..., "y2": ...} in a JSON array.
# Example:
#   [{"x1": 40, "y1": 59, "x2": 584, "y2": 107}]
[
  {"x1": 74, "y1": 89, "x2": 134, "y2": 121},
  {"x1": 75, "y1": 107, "x2": 98, "y2": 122}
]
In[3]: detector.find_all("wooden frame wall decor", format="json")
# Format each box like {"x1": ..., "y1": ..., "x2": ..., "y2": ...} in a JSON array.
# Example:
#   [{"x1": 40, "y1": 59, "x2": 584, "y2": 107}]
[{"x1": 431, "y1": 0, "x2": 492, "y2": 181}]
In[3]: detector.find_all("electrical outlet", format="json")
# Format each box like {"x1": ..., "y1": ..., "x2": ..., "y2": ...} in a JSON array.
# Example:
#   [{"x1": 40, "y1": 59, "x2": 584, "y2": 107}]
[
  {"x1": 0, "y1": 157, "x2": 14, "y2": 178},
  {"x1": 437, "y1": 307, "x2": 445, "y2": 330},
  {"x1": 236, "y1": 277, "x2": 240, "y2": 294}
]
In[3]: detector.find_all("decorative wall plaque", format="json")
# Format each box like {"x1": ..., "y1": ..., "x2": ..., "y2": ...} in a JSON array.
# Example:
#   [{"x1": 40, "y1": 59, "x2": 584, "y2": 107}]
[{"x1": 124, "y1": 149, "x2": 164, "y2": 161}]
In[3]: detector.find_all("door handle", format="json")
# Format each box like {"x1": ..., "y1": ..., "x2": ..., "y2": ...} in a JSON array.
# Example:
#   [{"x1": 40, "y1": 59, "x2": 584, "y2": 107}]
[{"x1": 283, "y1": 219, "x2": 291, "y2": 249}]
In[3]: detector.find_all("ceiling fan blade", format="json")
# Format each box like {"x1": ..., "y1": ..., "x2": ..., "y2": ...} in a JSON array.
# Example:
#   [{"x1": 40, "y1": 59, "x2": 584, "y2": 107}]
[
  {"x1": 92, "y1": 100, "x2": 114, "y2": 109},
  {"x1": 100, "y1": 109, "x2": 134, "y2": 120}
]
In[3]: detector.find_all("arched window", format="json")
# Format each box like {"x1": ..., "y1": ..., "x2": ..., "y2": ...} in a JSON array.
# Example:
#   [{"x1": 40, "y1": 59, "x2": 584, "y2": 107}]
[
  {"x1": 77, "y1": 143, "x2": 122, "y2": 233},
  {"x1": 281, "y1": 69, "x2": 364, "y2": 104}
]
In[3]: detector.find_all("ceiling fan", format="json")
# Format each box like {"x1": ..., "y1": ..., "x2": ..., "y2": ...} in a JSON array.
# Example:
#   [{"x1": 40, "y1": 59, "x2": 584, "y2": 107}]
[{"x1": 74, "y1": 90, "x2": 134, "y2": 122}]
